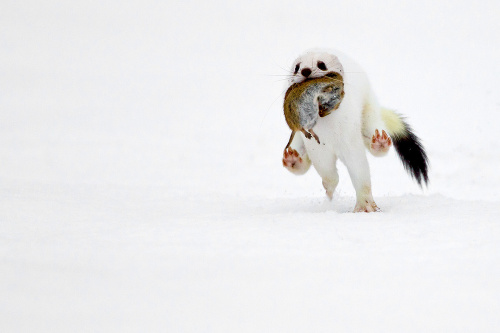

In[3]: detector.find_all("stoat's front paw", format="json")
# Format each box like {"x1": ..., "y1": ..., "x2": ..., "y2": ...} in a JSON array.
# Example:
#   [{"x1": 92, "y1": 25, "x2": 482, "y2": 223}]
[
  {"x1": 371, "y1": 129, "x2": 392, "y2": 155},
  {"x1": 282, "y1": 147, "x2": 310, "y2": 175},
  {"x1": 283, "y1": 147, "x2": 303, "y2": 168},
  {"x1": 353, "y1": 201, "x2": 380, "y2": 213}
]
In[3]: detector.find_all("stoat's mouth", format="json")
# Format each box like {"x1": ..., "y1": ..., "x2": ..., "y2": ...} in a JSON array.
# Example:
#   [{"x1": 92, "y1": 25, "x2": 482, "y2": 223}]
[{"x1": 325, "y1": 71, "x2": 342, "y2": 80}]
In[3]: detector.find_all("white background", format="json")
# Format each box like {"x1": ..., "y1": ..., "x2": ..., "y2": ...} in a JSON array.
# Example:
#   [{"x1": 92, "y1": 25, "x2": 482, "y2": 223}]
[{"x1": 1, "y1": 0, "x2": 499, "y2": 332}]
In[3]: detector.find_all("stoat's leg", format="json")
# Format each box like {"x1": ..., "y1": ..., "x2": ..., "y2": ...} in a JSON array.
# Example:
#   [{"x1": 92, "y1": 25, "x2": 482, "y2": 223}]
[
  {"x1": 320, "y1": 164, "x2": 339, "y2": 200},
  {"x1": 303, "y1": 145, "x2": 339, "y2": 199},
  {"x1": 340, "y1": 147, "x2": 380, "y2": 212},
  {"x1": 362, "y1": 93, "x2": 391, "y2": 157},
  {"x1": 282, "y1": 133, "x2": 311, "y2": 175}
]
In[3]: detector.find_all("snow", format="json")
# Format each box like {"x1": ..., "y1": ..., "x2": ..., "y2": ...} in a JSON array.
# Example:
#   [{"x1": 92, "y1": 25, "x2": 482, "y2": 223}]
[{"x1": 1, "y1": 0, "x2": 499, "y2": 332}]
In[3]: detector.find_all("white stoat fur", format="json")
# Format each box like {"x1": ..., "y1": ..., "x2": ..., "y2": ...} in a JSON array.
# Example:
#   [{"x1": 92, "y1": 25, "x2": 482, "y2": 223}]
[{"x1": 283, "y1": 49, "x2": 428, "y2": 212}]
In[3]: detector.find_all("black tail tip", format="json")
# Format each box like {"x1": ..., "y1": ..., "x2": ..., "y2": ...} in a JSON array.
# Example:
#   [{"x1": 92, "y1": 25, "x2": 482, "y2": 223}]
[{"x1": 392, "y1": 124, "x2": 429, "y2": 187}]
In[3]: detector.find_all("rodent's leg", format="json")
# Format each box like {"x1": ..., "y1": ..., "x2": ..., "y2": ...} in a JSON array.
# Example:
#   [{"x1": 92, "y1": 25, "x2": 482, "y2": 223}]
[
  {"x1": 300, "y1": 128, "x2": 312, "y2": 140},
  {"x1": 282, "y1": 133, "x2": 311, "y2": 175},
  {"x1": 340, "y1": 148, "x2": 380, "y2": 212},
  {"x1": 308, "y1": 128, "x2": 320, "y2": 144}
]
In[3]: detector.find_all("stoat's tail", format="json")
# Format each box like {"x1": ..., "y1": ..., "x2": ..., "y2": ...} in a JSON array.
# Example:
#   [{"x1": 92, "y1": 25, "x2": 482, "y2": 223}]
[{"x1": 382, "y1": 108, "x2": 429, "y2": 187}]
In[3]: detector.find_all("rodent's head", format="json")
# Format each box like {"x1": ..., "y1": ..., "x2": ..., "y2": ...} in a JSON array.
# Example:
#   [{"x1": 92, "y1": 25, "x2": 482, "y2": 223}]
[{"x1": 289, "y1": 51, "x2": 344, "y2": 85}]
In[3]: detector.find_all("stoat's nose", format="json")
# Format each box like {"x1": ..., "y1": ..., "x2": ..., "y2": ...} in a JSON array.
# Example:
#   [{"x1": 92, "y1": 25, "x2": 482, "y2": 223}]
[{"x1": 301, "y1": 68, "x2": 312, "y2": 77}]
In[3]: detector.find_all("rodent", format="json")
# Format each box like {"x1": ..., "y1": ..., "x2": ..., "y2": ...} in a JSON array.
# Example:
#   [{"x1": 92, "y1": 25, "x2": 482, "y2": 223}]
[{"x1": 283, "y1": 74, "x2": 345, "y2": 151}]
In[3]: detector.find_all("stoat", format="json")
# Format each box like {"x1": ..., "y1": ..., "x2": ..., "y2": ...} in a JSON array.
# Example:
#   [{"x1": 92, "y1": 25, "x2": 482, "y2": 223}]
[{"x1": 282, "y1": 49, "x2": 429, "y2": 212}]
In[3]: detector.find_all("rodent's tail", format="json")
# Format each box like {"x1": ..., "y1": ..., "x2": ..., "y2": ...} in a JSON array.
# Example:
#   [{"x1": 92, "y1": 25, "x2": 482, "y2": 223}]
[{"x1": 382, "y1": 108, "x2": 429, "y2": 187}]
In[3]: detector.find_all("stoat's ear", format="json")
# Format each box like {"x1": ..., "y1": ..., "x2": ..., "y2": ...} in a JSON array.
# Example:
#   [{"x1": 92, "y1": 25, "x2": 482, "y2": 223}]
[{"x1": 293, "y1": 63, "x2": 300, "y2": 74}]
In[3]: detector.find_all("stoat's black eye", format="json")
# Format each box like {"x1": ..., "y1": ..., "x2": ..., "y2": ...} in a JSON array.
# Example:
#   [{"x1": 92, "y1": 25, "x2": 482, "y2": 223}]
[
  {"x1": 294, "y1": 63, "x2": 300, "y2": 74},
  {"x1": 317, "y1": 61, "x2": 327, "y2": 71}
]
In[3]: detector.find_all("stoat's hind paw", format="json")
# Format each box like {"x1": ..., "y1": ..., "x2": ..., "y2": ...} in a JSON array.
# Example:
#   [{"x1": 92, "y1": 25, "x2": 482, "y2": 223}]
[
  {"x1": 370, "y1": 129, "x2": 392, "y2": 156},
  {"x1": 322, "y1": 180, "x2": 336, "y2": 200},
  {"x1": 353, "y1": 201, "x2": 380, "y2": 213}
]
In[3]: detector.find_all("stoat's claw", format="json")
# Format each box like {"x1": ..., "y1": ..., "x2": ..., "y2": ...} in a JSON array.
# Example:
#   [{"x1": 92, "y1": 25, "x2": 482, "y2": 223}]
[{"x1": 353, "y1": 201, "x2": 380, "y2": 213}]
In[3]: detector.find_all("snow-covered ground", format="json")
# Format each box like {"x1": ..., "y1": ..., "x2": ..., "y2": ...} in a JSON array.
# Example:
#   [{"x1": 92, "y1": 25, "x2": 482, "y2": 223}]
[{"x1": 1, "y1": 1, "x2": 499, "y2": 332}]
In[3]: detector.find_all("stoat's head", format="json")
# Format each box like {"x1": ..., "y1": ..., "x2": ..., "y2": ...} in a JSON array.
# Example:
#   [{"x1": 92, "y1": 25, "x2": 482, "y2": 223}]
[{"x1": 289, "y1": 51, "x2": 344, "y2": 84}]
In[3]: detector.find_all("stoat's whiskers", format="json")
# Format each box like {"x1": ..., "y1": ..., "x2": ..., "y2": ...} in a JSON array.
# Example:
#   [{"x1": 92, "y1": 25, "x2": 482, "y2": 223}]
[{"x1": 260, "y1": 82, "x2": 292, "y2": 129}]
